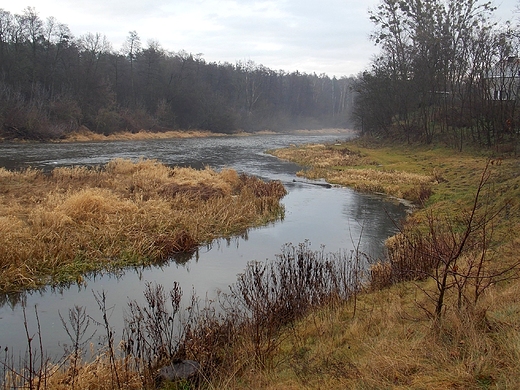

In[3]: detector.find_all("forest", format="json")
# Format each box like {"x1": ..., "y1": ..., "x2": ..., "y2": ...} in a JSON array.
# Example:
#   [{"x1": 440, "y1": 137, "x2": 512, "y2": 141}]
[
  {"x1": 2, "y1": 1, "x2": 519, "y2": 148},
  {"x1": 354, "y1": 0, "x2": 520, "y2": 150},
  {"x1": 0, "y1": 7, "x2": 355, "y2": 140}
]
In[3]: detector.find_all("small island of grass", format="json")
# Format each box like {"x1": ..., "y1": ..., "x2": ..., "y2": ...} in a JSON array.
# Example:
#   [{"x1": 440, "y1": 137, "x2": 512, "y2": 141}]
[{"x1": 0, "y1": 159, "x2": 286, "y2": 293}]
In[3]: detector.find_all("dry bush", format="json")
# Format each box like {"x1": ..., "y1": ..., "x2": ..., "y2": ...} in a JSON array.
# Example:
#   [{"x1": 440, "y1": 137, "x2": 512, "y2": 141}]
[
  {"x1": 0, "y1": 242, "x2": 357, "y2": 388},
  {"x1": 223, "y1": 241, "x2": 362, "y2": 368},
  {"x1": 402, "y1": 183, "x2": 433, "y2": 205},
  {"x1": 116, "y1": 242, "x2": 363, "y2": 386},
  {"x1": 381, "y1": 229, "x2": 438, "y2": 284},
  {"x1": 368, "y1": 261, "x2": 393, "y2": 290},
  {"x1": 374, "y1": 162, "x2": 520, "y2": 324}
]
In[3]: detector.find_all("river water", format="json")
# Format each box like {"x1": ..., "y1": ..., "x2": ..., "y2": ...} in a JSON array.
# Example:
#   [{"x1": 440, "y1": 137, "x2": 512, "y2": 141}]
[{"x1": 0, "y1": 132, "x2": 407, "y2": 358}]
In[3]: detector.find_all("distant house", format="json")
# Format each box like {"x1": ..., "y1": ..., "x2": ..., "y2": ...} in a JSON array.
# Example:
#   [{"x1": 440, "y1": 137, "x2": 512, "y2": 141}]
[{"x1": 487, "y1": 57, "x2": 520, "y2": 101}]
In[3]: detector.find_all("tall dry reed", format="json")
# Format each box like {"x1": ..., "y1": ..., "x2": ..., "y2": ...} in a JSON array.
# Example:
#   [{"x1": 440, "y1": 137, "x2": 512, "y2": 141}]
[{"x1": 0, "y1": 159, "x2": 286, "y2": 292}]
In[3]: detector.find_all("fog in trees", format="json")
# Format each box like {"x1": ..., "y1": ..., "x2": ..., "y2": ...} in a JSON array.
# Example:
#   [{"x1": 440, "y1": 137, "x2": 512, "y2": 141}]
[{"x1": 0, "y1": 7, "x2": 356, "y2": 140}]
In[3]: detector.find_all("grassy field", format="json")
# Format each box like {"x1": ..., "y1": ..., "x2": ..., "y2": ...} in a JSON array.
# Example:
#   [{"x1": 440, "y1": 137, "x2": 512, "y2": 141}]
[{"x1": 0, "y1": 158, "x2": 286, "y2": 292}]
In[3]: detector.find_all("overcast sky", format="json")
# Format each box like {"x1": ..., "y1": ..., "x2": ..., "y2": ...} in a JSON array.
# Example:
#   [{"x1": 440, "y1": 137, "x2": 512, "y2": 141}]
[{"x1": 0, "y1": 0, "x2": 518, "y2": 77}]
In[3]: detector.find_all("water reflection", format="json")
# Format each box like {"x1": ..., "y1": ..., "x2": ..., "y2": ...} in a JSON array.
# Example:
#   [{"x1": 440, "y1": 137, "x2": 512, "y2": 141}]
[{"x1": 343, "y1": 193, "x2": 407, "y2": 259}]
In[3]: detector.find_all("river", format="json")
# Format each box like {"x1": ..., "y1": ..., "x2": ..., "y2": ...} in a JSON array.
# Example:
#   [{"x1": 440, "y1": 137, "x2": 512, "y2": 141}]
[{"x1": 0, "y1": 132, "x2": 407, "y2": 358}]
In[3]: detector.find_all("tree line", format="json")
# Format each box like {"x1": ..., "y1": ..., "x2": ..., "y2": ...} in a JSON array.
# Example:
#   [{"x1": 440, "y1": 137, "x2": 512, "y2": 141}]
[
  {"x1": 354, "y1": 0, "x2": 520, "y2": 150},
  {"x1": 0, "y1": 7, "x2": 355, "y2": 140}
]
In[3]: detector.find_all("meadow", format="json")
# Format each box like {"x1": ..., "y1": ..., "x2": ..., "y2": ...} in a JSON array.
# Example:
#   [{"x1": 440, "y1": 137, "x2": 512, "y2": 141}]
[{"x1": 262, "y1": 139, "x2": 520, "y2": 389}]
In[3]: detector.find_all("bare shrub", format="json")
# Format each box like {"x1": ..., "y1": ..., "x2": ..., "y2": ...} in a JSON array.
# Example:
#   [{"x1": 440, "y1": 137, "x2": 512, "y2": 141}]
[
  {"x1": 402, "y1": 183, "x2": 433, "y2": 205},
  {"x1": 91, "y1": 291, "x2": 121, "y2": 389},
  {"x1": 224, "y1": 241, "x2": 362, "y2": 366},
  {"x1": 0, "y1": 305, "x2": 54, "y2": 390},
  {"x1": 122, "y1": 282, "x2": 189, "y2": 386},
  {"x1": 115, "y1": 241, "x2": 365, "y2": 384},
  {"x1": 59, "y1": 306, "x2": 95, "y2": 390},
  {"x1": 376, "y1": 161, "x2": 520, "y2": 321},
  {"x1": 1, "y1": 240, "x2": 368, "y2": 388},
  {"x1": 369, "y1": 261, "x2": 393, "y2": 290},
  {"x1": 382, "y1": 228, "x2": 437, "y2": 284}
]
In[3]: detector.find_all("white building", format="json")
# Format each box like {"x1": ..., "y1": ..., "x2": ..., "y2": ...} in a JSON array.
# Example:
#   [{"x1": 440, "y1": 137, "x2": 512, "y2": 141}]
[{"x1": 488, "y1": 57, "x2": 520, "y2": 101}]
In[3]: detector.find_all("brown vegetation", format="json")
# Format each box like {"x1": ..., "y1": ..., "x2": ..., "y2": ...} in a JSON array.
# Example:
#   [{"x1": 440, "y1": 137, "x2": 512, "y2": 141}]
[
  {"x1": 1, "y1": 242, "x2": 361, "y2": 389},
  {"x1": 59, "y1": 127, "x2": 221, "y2": 142},
  {"x1": 0, "y1": 159, "x2": 286, "y2": 292},
  {"x1": 259, "y1": 140, "x2": 520, "y2": 388},
  {"x1": 271, "y1": 143, "x2": 436, "y2": 205}
]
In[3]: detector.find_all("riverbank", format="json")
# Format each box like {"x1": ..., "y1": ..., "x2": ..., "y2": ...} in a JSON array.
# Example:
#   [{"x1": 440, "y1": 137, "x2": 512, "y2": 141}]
[
  {"x1": 243, "y1": 139, "x2": 520, "y2": 388},
  {"x1": 59, "y1": 127, "x2": 222, "y2": 142},
  {"x1": 0, "y1": 159, "x2": 286, "y2": 292},
  {"x1": 2, "y1": 126, "x2": 355, "y2": 143}
]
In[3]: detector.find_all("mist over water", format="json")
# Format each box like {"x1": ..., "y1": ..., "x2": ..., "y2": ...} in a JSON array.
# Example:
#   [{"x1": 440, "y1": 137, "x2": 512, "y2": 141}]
[{"x1": 0, "y1": 133, "x2": 407, "y2": 357}]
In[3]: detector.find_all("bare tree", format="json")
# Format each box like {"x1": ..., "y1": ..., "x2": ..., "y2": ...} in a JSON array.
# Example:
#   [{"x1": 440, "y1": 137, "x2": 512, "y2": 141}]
[{"x1": 385, "y1": 161, "x2": 520, "y2": 323}]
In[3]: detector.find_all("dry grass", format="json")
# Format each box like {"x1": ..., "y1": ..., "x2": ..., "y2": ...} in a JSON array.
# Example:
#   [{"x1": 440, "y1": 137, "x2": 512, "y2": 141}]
[
  {"x1": 271, "y1": 143, "x2": 436, "y2": 205},
  {"x1": 60, "y1": 127, "x2": 220, "y2": 142},
  {"x1": 0, "y1": 159, "x2": 286, "y2": 292},
  {"x1": 43, "y1": 354, "x2": 143, "y2": 390},
  {"x1": 5, "y1": 139, "x2": 520, "y2": 389},
  {"x1": 218, "y1": 276, "x2": 520, "y2": 389},
  {"x1": 23, "y1": 279, "x2": 519, "y2": 389}
]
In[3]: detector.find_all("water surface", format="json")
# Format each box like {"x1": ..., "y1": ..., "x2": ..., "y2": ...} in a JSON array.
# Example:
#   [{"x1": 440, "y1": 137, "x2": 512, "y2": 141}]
[{"x1": 0, "y1": 133, "x2": 407, "y2": 357}]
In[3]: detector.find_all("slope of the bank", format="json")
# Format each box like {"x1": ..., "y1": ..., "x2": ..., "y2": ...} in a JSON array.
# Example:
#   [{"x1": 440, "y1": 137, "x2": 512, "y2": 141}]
[{"x1": 236, "y1": 139, "x2": 520, "y2": 389}]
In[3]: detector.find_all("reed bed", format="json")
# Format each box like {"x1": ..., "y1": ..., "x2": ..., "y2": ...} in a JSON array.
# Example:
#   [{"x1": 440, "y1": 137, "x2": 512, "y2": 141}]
[
  {"x1": 0, "y1": 159, "x2": 286, "y2": 292},
  {"x1": 270, "y1": 143, "x2": 370, "y2": 168}
]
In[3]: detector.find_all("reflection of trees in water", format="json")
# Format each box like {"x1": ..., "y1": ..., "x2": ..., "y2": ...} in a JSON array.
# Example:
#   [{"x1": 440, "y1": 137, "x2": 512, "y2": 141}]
[
  {"x1": 343, "y1": 192, "x2": 407, "y2": 261},
  {"x1": 0, "y1": 280, "x2": 88, "y2": 309}
]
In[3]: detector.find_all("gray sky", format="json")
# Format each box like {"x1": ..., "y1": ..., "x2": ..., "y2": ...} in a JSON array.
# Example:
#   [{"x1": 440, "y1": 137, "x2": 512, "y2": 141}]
[{"x1": 0, "y1": 0, "x2": 518, "y2": 77}]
